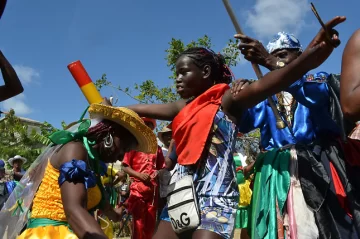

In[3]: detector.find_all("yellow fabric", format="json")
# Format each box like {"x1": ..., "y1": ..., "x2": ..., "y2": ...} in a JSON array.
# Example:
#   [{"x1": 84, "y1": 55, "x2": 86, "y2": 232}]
[
  {"x1": 101, "y1": 166, "x2": 118, "y2": 185},
  {"x1": 17, "y1": 225, "x2": 77, "y2": 239},
  {"x1": 31, "y1": 160, "x2": 102, "y2": 221},
  {"x1": 238, "y1": 180, "x2": 252, "y2": 207},
  {"x1": 99, "y1": 216, "x2": 114, "y2": 239}
]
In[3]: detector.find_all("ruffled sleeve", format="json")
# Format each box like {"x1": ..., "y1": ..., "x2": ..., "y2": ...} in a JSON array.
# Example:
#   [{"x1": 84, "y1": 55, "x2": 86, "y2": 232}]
[
  {"x1": 286, "y1": 72, "x2": 330, "y2": 109},
  {"x1": 58, "y1": 159, "x2": 97, "y2": 189}
]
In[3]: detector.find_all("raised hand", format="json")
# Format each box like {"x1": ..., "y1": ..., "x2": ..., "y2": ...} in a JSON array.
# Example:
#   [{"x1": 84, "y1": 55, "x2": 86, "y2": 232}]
[
  {"x1": 235, "y1": 34, "x2": 277, "y2": 69},
  {"x1": 299, "y1": 16, "x2": 346, "y2": 71},
  {"x1": 230, "y1": 79, "x2": 251, "y2": 96}
]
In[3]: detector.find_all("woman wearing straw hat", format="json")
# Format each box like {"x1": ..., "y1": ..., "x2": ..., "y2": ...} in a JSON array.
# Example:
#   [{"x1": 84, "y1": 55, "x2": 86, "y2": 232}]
[{"x1": 0, "y1": 103, "x2": 157, "y2": 239}]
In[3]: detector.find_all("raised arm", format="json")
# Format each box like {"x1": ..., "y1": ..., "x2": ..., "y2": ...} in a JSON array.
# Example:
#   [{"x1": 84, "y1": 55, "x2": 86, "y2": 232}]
[
  {"x1": 341, "y1": 29, "x2": 360, "y2": 121},
  {"x1": 126, "y1": 100, "x2": 186, "y2": 121},
  {"x1": 223, "y1": 16, "x2": 345, "y2": 118},
  {"x1": 0, "y1": 51, "x2": 24, "y2": 102}
]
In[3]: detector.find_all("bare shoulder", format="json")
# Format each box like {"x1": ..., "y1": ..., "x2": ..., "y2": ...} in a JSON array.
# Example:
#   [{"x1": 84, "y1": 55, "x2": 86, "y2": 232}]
[
  {"x1": 345, "y1": 29, "x2": 360, "y2": 51},
  {"x1": 51, "y1": 141, "x2": 88, "y2": 169}
]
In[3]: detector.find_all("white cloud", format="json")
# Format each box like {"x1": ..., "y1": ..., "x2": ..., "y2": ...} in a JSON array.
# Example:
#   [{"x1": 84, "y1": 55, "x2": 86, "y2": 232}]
[
  {"x1": 1, "y1": 94, "x2": 32, "y2": 115},
  {"x1": 13, "y1": 65, "x2": 40, "y2": 84},
  {"x1": 245, "y1": 0, "x2": 310, "y2": 39}
]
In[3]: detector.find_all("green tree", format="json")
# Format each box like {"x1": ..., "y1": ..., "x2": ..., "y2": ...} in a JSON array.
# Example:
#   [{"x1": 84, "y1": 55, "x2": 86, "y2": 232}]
[
  {"x1": 95, "y1": 35, "x2": 240, "y2": 105},
  {"x1": 95, "y1": 35, "x2": 240, "y2": 129},
  {"x1": 0, "y1": 109, "x2": 57, "y2": 169},
  {"x1": 95, "y1": 35, "x2": 260, "y2": 155}
]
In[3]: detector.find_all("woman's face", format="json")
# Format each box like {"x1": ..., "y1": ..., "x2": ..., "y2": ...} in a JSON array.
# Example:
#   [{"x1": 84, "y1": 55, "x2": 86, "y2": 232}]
[
  {"x1": 175, "y1": 56, "x2": 213, "y2": 99},
  {"x1": 100, "y1": 127, "x2": 138, "y2": 163}
]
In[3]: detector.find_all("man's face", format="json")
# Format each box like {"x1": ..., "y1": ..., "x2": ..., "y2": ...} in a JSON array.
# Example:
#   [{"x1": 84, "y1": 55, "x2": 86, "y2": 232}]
[
  {"x1": 271, "y1": 49, "x2": 301, "y2": 65},
  {"x1": 13, "y1": 159, "x2": 23, "y2": 169},
  {"x1": 162, "y1": 132, "x2": 172, "y2": 148},
  {"x1": 0, "y1": 169, "x2": 4, "y2": 179}
]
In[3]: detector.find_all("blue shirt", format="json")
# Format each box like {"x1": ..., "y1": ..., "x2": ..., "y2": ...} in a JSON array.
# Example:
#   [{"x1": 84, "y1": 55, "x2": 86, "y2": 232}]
[{"x1": 239, "y1": 72, "x2": 340, "y2": 150}]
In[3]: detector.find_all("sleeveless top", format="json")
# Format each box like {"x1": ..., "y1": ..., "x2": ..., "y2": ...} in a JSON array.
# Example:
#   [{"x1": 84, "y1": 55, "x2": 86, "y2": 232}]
[
  {"x1": 31, "y1": 160, "x2": 101, "y2": 221},
  {"x1": 172, "y1": 108, "x2": 240, "y2": 209}
]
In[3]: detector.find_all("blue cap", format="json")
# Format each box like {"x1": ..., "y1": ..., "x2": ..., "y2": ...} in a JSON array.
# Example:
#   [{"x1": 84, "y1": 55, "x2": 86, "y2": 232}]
[{"x1": 0, "y1": 160, "x2": 5, "y2": 169}]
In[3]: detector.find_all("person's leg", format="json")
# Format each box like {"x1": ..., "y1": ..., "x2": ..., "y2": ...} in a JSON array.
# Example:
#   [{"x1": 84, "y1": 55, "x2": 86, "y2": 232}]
[
  {"x1": 152, "y1": 221, "x2": 179, "y2": 239},
  {"x1": 240, "y1": 229, "x2": 250, "y2": 239},
  {"x1": 192, "y1": 229, "x2": 224, "y2": 239},
  {"x1": 144, "y1": 202, "x2": 157, "y2": 239},
  {"x1": 130, "y1": 198, "x2": 146, "y2": 239}
]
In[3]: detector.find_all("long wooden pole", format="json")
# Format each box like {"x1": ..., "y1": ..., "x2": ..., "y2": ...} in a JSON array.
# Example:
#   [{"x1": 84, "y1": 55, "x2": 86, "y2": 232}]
[{"x1": 222, "y1": 0, "x2": 285, "y2": 129}]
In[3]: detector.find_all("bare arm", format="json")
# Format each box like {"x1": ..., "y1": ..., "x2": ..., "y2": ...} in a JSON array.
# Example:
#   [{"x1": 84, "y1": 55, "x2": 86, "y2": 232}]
[
  {"x1": 56, "y1": 143, "x2": 108, "y2": 239},
  {"x1": 223, "y1": 16, "x2": 345, "y2": 120},
  {"x1": 341, "y1": 29, "x2": 360, "y2": 121},
  {"x1": 126, "y1": 100, "x2": 186, "y2": 121},
  {"x1": 164, "y1": 139, "x2": 175, "y2": 170},
  {"x1": 102, "y1": 202, "x2": 124, "y2": 222},
  {"x1": 0, "y1": 51, "x2": 24, "y2": 102}
]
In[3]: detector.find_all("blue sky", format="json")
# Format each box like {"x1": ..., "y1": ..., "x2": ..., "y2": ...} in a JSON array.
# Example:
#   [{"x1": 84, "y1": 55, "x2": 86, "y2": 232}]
[{"x1": 0, "y1": 0, "x2": 358, "y2": 128}]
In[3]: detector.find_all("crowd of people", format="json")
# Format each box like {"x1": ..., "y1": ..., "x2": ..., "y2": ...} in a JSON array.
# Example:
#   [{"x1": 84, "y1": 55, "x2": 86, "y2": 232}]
[{"x1": 1, "y1": 0, "x2": 360, "y2": 238}]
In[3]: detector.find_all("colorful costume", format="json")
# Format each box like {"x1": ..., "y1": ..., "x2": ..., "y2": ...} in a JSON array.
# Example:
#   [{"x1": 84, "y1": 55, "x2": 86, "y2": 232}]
[
  {"x1": 0, "y1": 104, "x2": 158, "y2": 239},
  {"x1": 123, "y1": 146, "x2": 165, "y2": 239},
  {"x1": 234, "y1": 154, "x2": 252, "y2": 229},
  {"x1": 239, "y1": 32, "x2": 360, "y2": 238},
  {"x1": 18, "y1": 159, "x2": 101, "y2": 239},
  {"x1": 160, "y1": 84, "x2": 239, "y2": 239}
]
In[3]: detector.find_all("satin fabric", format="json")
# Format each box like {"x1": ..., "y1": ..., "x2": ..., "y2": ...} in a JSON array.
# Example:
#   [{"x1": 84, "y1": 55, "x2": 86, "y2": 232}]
[
  {"x1": 128, "y1": 194, "x2": 157, "y2": 239},
  {"x1": 296, "y1": 143, "x2": 360, "y2": 239},
  {"x1": 288, "y1": 147, "x2": 319, "y2": 239},
  {"x1": 239, "y1": 72, "x2": 340, "y2": 150},
  {"x1": 17, "y1": 225, "x2": 77, "y2": 239},
  {"x1": 250, "y1": 150, "x2": 291, "y2": 239},
  {"x1": 58, "y1": 159, "x2": 97, "y2": 189},
  {"x1": 172, "y1": 84, "x2": 229, "y2": 165},
  {"x1": 123, "y1": 147, "x2": 164, "y2": 239},
  {"x1": 234, "y1": 155, "x2": 252, "y2": 229},
  {"x1": 123, "y1": 147, "x2": 164, "y2": 199}
]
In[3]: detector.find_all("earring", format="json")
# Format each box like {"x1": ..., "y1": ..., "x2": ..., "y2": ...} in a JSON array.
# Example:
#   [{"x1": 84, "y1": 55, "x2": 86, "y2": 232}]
[{"x1": 104, "y1": 134, "x2": 114, "y2": 148}]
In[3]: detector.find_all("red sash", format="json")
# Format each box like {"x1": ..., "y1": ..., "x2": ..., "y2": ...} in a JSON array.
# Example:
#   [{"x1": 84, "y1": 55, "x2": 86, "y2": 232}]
[{"x1": 172, "y1": 84, "x2": 229, "y2": 165}]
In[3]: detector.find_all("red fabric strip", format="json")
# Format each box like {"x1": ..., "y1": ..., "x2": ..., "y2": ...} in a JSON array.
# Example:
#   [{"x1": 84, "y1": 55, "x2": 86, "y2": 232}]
[{"x1": 172, "y1": 84, "x2": 229, "y2": 165}]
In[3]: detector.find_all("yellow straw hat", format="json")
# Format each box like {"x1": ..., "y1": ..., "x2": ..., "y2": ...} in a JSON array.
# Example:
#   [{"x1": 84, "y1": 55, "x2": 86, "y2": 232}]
[{"x1": 88, "y1": 103, "x2": 157, "y2": 154}]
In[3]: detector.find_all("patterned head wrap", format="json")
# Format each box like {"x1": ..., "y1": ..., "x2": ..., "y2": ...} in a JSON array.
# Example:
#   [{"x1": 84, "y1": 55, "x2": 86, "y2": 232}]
[{"x1": 266, "y1": 32, "x2": 303, "y2": 54}]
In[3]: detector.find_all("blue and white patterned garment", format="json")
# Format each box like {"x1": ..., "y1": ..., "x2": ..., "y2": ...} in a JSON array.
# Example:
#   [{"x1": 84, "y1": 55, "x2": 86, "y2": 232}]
[
  {"x1": 160, "y1": 108, "x2": 239, "y2": 239},
  {"x1": 266, "y1": 32, "x2": 303, "y2": 54}
]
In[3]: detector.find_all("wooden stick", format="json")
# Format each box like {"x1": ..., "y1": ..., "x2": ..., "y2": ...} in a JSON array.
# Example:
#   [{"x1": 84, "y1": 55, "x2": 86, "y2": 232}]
[{"x1": 222, "y1": 0, "x2": 285, "y2": 129}]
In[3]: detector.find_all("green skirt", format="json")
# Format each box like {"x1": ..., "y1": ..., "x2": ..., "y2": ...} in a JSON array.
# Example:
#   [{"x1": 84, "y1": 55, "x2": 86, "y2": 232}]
[{"x1": 235, "y1": 206, "x2": 249, "y2": 229}]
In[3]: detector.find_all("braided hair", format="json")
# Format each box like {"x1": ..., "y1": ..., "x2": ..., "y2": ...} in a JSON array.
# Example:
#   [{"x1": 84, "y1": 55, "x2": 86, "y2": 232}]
[
  {"x1": 86, "y1": 120, "x2": 118, "y2": 143},
  {"x1": 178, "y1": 47, "x2": 233, "y2": 84}
]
